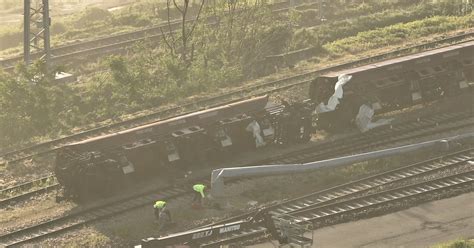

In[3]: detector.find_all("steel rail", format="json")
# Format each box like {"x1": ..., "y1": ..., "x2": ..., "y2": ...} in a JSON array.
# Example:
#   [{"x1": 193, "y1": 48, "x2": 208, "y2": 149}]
[
  {"x1": 0, "y1": 174, "x2": 54, "y2": 197},
  {"x1": 199, "y1": 169, "x2": 474, "y2": 247},
  {"x1": 1, "y1": 112, "x2": 472, "y2": 246},
  {"x1": 0, "y1": 180, "x2": 197, "y2": 247},
  {"x1": 1, "y1": 33, "x2": 472, "y2": 167},
  {"x1": 268, "y1": 149, "x2": 474, "y2": 216},
  {"x1": 198, "y1": 113, "x2": 474, "y2": 227},
  {"x1": 291, "y1": 170, "x2": 473, "y2": 220},
  {"x1": 0, "y1": 183, "x2": 59, "y2": 209},
  {"x1": 0, "y1": 174, "x2": 58, "y2": 208}
]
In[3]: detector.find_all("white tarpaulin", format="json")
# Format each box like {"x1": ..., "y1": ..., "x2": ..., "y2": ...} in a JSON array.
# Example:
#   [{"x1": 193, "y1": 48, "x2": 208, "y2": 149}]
[
  {"x1": 315, "y1": 74, "x2": 352, "y2": 114},
  {"x1": 246, "y1": 120, "x2": 266, "y2": 147},
  {"x1": 355, "y1": 104, "x2": 393, "y2": 132}
]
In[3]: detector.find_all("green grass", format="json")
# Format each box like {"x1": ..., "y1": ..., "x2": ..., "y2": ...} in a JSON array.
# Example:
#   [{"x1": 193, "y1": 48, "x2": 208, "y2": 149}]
[
  {"x1": 0, "y1": 0, "x2": 427, "y2": 56},
  {"x1": 292, "y1": 1, "x2": 471, "y2": 50},
  {"x1": 432, "y1": 239, "x2": 474, "y2": 248},
  {"x1": 323, "y1": 13, "x2": 474, "y2": 57},
  {"x1": 0, "y1": 3, "x2": 165, "y2": 55}
]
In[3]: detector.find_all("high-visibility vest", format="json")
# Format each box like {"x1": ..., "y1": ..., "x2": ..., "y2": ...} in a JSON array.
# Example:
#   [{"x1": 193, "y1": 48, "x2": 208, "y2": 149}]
[
  {"x1": 154, "y1": 200, "x2": 166, "y2": 209},
  {"x1": 193, "y1": 184, "x2": 206, "y2": 198}
]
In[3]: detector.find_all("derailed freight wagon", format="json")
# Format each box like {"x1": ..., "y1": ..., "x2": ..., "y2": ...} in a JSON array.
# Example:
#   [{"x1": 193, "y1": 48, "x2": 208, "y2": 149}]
[
  {"x1": 310, "y1": 41, "x2": 474, "y2": 129},
  {"x1": 55, "y1": 41, "x2": 473, "y2": 200},
  {"x1": 55, "y1": 96, "x2": 313, "y2": 199}
]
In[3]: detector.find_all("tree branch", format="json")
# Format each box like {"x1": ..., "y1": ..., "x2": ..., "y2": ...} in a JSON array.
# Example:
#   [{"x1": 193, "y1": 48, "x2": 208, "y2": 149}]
[
  {"x1": 173, "y1": 0, "x2": 184, "y2": 14},
  {"x1": 159, "y1": 27, "x2": 175, "y2": 56},
  {"x1": 166, "y1": 0, "x2": 176, "y2": 48},
  {"x1": 187, "y1": 0, "x2": 205, "y2": 38}
]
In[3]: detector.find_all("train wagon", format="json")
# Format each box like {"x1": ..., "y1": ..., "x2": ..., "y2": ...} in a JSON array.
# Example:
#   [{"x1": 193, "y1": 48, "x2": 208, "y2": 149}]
[
  {"x1": 55, "y1": 95, "x2": 313, "y2": 199},
  {"x1": 55, "y1": 41, "x2": 473, "y2": 200},
  {"x1": 310, "y1": 41, "x2": 473, "y2": 128}
]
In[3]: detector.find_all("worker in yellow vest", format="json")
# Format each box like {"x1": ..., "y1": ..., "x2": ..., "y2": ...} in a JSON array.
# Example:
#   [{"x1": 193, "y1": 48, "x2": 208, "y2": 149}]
[
  {"x1": 154, "y1": 200, "x2": 171, "y2": 232},
  {"x1": 192, "y1": 184, "x2": 207, "y2": 208}
]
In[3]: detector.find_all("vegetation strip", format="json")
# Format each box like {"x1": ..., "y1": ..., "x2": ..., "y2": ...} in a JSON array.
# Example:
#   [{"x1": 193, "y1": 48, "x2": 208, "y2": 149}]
[{"x1": 0, "y1": 0, "x2": 316, "y2": 69}]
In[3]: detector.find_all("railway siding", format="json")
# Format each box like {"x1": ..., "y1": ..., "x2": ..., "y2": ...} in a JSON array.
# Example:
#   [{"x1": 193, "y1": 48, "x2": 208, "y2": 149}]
[{"x1": 195, "y1": 167, "x2": 474, "y2": 248}]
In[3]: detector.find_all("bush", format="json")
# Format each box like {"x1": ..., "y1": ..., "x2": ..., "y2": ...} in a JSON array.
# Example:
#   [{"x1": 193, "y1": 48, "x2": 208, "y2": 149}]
[
  {"x1": 112, "y1": 13, "x2": 152, "y2": 27},
  {"x1": 51, "y1": 22, "x2": 67, "y2": 35},
  {"x1": 0, "y1": 61, "x2": 77, "y2": 146},
  {"x1": 75, "y1": 7, "x2": 112, "y2": 28}
]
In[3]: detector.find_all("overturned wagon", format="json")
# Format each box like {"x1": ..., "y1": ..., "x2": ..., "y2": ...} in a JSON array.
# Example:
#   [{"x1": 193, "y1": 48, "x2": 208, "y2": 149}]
[
  {"x1": 55, "y1": 96, "x2": 313, "y2": 199},
  {"x1": 55, "y1": 41, "x2": 473, "y2": 200},
  {"x1": 310, "y1": 41, "x2": 474, "y2": 129}
]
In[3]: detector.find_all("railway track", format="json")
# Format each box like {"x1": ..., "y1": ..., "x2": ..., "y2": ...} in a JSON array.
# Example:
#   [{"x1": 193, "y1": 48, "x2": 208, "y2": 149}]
[
  {"x1": 201, "y1": 170, "x2": 474, "y2": 247},
  {"x1": 0, "y1": 175, "x2": 58, "y2": 208},
  {"x1": 1, "y1": 104, "x2": 472, "y2": 208},
  {"x1": 1, "y1": 34, "x2": 472, "y2": 168},
  {"x1": 195, "y1": 113, "x2": 474, "y2": 227},
  {"x1": 0, "y1": 0, "x2": 316, "y2": 71},
  {"x1": 0, "y1": 181, "x2": 197, "y2": 247},
  {"x1": 0, "y1": 111, "x2": 472, "y2": 247},
  {"x1": 195, "y1": 153, "x2": 474, "y2": 247}
]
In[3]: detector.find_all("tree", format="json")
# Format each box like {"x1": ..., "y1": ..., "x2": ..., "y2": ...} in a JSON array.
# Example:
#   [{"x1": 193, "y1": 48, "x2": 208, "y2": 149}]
[
  {"x1": 0, "y1": 61, "x2": 73, "y2": 146},
  {"x1": 160, "y1": 0, "x2": 206, "y2": 70}
]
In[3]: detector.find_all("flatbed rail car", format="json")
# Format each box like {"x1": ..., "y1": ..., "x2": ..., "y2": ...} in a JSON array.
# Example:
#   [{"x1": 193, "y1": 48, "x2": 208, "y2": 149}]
[
  {"x1": 310, "y1": 41, "x2": 474, "y2": 128},
  {"x1": 137, "y1": 209, "x2": 313, "y2": 248},
  {"x1": 55, "y1": 96, "x2": 313, "y2": 199}
]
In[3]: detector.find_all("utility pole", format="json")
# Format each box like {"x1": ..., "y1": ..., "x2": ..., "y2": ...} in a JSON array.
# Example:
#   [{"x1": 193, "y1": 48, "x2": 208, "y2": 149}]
[{"x1": 24, "y1": 0, "x2": 51, "y2": 68}]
